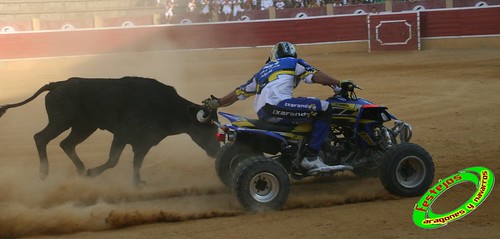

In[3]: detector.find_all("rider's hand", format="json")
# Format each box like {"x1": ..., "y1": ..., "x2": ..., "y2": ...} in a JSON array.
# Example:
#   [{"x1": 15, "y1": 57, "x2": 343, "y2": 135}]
[
  {"x1": 203, "y1": 95, "x2": 221, "y2": 110},
  {"x1": 333, "y1": 85, "x2": 342, "y2": 94}
]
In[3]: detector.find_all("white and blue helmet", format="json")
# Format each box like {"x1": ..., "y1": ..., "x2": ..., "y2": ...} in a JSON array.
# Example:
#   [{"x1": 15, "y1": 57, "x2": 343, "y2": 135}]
[{"x1": 270, "y1": 41, "x2": 297, "y2": 61}]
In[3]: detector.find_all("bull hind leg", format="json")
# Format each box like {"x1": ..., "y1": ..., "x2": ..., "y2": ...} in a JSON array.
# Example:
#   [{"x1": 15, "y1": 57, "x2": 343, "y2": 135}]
[
  {"x1": 131, "y1": 144, "x2": 153, "y2": 187},
  {"x1": 86, "y1": 136, "x2": 126, "y2": 178},
  {"x1": 34, "y1": 123, "x2": 70, "y2": 179},
  {"x1": 132, "y1": 145, "x2": 152, "y2": 187},
  {"x1": 59, "y1": 126, "x2": 96, "y2": 175}
]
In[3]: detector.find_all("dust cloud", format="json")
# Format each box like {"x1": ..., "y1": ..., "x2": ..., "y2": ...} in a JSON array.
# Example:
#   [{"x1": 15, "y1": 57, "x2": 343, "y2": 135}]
[
  {"x1": 0, "y1": 156, "x2": 396, "y2": 238},
  {"x1": 0, "y1": 156, "x2": 241, "y2": 238},
  {"x1": 285, "y1": 174, "x2": 398, "y2": 210}
]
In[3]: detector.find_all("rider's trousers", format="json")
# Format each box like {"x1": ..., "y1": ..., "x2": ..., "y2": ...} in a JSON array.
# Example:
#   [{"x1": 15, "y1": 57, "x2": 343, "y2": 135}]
[{"x1": 257, "y1": 97, "x2": 333, "y2": 153}]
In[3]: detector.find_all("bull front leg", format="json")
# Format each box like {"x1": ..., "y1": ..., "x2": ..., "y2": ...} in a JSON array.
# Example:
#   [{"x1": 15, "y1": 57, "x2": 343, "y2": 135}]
[
  {"x1": 87, "y1": 136, "x2": 126, "y2": 178},
  {"x1": 59, "y1": 126, "x2": 96, "y2": 175}
]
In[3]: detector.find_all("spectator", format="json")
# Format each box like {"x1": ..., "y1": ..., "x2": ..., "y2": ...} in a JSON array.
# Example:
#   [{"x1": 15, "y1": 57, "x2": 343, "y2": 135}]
[
  {"x1": 200, "y1": 0, "x2": 211, "y2": 16},
  {"x1": 222, "y1": 0, "x2": 233, "y2": 21},
  {"x1": 242, "y1": 0, "x2": 252, "y2": 11},
  {"x1": 261, "y1": 0, "x2": 274, "y2": 10},
  {"x1": 211, "y1": 0, "x2": 221, "y2": 15},
  {"x1": 307, "y1": 0, "x2": 320, "y2": 7},
  {"x1": 233, "y1": 0, "x2": 245, "y2": 18},
  {"x1": 251, "y1": 0, "x2": 258, "y2": 10},
  {"x1": 164, "y1": 0, "x2": 175, "y2": 23},
  {"x1": 294, "y1": 0, "x2": 304, "y2": 8},
  {"x1": 188, "y1": 0, "x2": 197, "y2": 12},
  {"x1": 275, "y1": 0, "x2": 286, "y2": 9}
]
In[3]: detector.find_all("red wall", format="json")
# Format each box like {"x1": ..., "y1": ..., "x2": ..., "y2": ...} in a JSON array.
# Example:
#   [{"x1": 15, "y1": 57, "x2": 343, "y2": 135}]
[
  {"x1": 420, "y1": 7, "x2": 500, "y2": 37},
  {"x1": 0, "y1": 21, "x2": 33, "y2": 32},
  {"x1": 39, "y1": 19, "x2": 94, "y2": 31},
  {"x1": 369, "y1": 13, "x2": 420, "y2": 51},
  {"x1": 0, "y1": 6, "x2": 499, "y2": 59}
]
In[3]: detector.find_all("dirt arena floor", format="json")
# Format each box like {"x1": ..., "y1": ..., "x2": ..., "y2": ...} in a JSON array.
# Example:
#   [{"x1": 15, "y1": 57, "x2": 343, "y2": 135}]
[{"x1": 0, "y1": 45, "x2": 499, "y2": 238}]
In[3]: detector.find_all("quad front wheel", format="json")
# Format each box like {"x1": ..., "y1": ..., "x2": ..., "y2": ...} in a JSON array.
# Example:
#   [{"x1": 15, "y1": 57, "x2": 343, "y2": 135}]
[
  {"x1": 380, "y1": 143, "x2": 434, "y2": 197},
  {"x1": 232, "y1": 155, "x2": 290, "y2": 212}
]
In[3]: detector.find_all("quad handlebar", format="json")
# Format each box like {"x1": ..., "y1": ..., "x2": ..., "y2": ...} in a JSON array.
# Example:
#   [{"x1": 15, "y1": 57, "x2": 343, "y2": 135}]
[{"x1": 329, "y1": 80, "x2": 362, "y2": 101}]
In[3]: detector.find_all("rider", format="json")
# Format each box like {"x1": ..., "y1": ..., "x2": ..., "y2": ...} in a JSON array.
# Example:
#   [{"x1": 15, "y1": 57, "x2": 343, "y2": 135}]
[{"x1": 204, "y1": 41, "x2": 349, "y2": 173}]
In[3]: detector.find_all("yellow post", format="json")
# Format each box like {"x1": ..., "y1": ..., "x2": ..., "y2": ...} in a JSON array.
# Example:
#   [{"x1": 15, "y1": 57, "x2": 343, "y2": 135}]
[
  {"x1": 385, "y1": 0, "x2": 392, "y2": 12},
  {"x1": 327, "y1": 3, "x2": 333, "y2": 15},
  {"x1": 93, "y1": 16, "x2": 102, "y2": 28},
  {"x1": 211, "y1": 11, "x2": 219, "y2": 22},
  {"x1": 31, "y1": 18, "x2": 40, "y2": 31},
  {"x1": 153, "y1": 13, "x2": 161, "y2": 25},
  {"x1": 269, "y1": 6, "x2": 276, "y2": 19},
  {"x1": 446, "y1": 0, "x2": 453, "y2": 8}
]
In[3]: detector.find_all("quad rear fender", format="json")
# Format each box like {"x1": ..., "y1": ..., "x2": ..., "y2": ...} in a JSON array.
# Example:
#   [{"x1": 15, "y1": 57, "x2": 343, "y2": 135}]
[
  {"x1": 226, "y1": 125, "x2": 288, "y2": 145},
  {"x1": 226, "y1": 126, "x2": 288, "y2": 155},
  {"x1": 219, "y1": 111, "x2": 289, "y2": 145}
]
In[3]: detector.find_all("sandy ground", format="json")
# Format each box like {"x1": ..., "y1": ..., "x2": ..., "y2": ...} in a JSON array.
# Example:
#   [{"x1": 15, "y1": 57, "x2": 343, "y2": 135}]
[{"x1": 0, "y1": 46, "x2": 499, "y2": 239}]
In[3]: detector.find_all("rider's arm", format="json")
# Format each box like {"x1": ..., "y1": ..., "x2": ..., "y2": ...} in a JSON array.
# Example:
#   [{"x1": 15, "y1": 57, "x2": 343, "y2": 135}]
[
  {"x1": 296, "y1": 59, "x2": 340, "y2": 86},
  {"x1": 211, "y1": 75, "x2": 257, "y2": 109},
  {"x1": 312, "y1": 70, "x2": 341, "y2": 86},
  {"x1": 219, "y1": 85, "x2": 257, "y2": 107},
  {"x1": 218, "y1": 90, "x2": 239, "y2": 107}
]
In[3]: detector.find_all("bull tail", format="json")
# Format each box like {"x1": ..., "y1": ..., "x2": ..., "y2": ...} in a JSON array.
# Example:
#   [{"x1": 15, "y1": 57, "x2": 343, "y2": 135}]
[{"x1": 0, "y1": 81, "x2": 64, "y2": 118}]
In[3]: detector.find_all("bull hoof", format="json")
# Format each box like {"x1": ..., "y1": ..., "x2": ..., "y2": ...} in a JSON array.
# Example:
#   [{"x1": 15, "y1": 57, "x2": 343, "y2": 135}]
[
  {"x1": 39, "y1": 172, "x2": 48, "y2": 180},
  {"x1": 39, "y1": 168, "x2": 48, "y2": 180},
  {"x1": 86, "y1": 168, "x2": 100, "y2": 178},
  {"x1": 134, "y1": 179, "x2": 146, "y2": 188},
  {"x1": 77, "y1": 168, "x2": 87, "y2": 176}
]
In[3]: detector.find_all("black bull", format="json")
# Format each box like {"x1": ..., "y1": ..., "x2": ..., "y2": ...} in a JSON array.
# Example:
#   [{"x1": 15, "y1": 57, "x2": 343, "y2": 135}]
[{"x1": 0, "y1": 76, "x2": 220, "y2": 185}]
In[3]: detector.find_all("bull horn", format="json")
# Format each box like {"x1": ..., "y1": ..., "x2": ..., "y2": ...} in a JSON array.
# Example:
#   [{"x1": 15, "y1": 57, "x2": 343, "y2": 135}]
[
  {"x1": 196, "y1": 109, "x2": 210, "y2": 123},
  {"x1": 0, "y1": 105, "x2": 6, "y2": 117}
]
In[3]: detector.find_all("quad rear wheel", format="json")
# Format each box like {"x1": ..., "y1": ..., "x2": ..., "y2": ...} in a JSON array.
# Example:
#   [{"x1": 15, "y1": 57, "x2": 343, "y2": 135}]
[
  {"x1": 215, "y1": 143, "x2": 256, "y2": 187},
  {"x1": 232, "y1": 155, "x2": 290, "y2": 212}
]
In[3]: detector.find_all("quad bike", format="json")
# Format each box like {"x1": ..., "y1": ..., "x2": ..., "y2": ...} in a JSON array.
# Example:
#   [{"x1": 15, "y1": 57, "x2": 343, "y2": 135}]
[{"x1": 203, "y1": 82, "x2": 435, "y2": 212}]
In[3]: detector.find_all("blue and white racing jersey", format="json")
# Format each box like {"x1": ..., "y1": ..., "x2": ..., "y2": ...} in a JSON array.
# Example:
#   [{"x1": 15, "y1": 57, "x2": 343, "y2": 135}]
[{"x1": 235, "y1": 57, "x2": 318, "y2": 113}]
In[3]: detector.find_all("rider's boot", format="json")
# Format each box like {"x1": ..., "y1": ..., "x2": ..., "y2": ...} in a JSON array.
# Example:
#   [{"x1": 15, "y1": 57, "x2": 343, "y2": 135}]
[{"x1": 301, "y1": 156, "x2": 329, "y2": 170}]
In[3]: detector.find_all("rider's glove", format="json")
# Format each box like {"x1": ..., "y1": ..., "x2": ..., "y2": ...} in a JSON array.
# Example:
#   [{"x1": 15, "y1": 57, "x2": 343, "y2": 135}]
[
  {"x1": 203, "y1": 95, "x2": 221, "y2": 110},
  {"x1": 339, "y1": 80, "x2": 354, "y2": 91}
]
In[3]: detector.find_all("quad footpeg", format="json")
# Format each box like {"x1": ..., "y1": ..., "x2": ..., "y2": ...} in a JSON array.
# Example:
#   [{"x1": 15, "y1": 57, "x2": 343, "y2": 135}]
[{"x1": 308, "y1": 165, "x2": 353, "y2": 175}]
